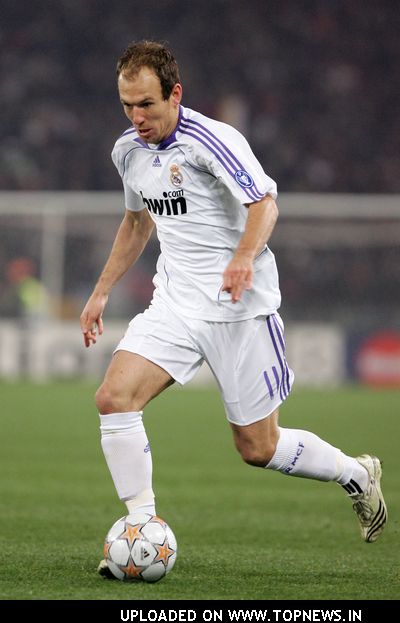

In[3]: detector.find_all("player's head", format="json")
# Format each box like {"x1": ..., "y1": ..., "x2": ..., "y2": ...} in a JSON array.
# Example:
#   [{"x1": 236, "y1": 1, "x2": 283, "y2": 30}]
[
  {"x1": 116, "y1": 40, "x2": 182, "y2": 144},
  {"x1": 117, "y1": 40, "x2": 181, "y2": 100}
]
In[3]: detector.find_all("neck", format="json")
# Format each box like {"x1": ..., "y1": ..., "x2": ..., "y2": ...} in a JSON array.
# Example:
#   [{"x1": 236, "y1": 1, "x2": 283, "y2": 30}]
[
  {"x1": 164, "y1": 106, "x2": 180, "y2": 138},
  {"x1": 158, "y1": 105, "x2": 182, "y2": 149}
]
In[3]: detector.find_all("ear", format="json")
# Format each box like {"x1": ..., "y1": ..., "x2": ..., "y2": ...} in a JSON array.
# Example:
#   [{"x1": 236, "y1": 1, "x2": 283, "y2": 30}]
[{"x1": 170, "y1": 83, "x2": 183, "y2": 107}]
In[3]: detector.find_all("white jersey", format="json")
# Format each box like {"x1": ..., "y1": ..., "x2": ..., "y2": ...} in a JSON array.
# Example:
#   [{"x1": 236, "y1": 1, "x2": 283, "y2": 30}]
[{"x1": 111, "y1": 105, "x2": 281, "y2": 321}]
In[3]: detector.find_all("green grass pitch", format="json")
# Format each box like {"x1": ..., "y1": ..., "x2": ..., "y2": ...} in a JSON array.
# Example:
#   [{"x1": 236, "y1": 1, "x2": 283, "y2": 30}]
[{"x1": 0, "y1": 381, "x2": 398, "y2": 600}]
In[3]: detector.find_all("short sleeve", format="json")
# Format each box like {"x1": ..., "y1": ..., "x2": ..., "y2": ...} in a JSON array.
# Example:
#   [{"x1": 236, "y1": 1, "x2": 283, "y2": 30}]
[
  {"x1": 111, "y1": 134, "x2": 145, "y2": 212},
  {"x1": 123, "y1": 180, "x2": 144, "y2": 212}
]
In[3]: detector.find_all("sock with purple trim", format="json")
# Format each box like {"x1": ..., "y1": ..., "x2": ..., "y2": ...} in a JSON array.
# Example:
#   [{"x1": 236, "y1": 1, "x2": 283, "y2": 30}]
[{"x1": 266, "y1": 426, "x2": 369, "y2": 491}]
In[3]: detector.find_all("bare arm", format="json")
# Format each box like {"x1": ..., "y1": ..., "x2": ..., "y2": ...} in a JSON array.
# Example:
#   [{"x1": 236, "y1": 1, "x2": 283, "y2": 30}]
[
  {"x1": 222, "y1": 195, "x2": 279, "y2": 303},
  {"x1": 80, "y1": 208, "x2": 154, "y2": 347}
]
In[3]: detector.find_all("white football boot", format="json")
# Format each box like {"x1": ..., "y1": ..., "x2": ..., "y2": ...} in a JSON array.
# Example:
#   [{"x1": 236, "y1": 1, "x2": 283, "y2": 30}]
[{"x1": 349, "y1": 454, "x2": 387, "y2": 543}]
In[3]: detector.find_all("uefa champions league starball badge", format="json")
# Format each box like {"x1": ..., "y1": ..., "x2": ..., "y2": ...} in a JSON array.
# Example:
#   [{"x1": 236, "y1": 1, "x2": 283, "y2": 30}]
[{"x1": 170, "y1": 164, "x2": 183, "y2": 187}]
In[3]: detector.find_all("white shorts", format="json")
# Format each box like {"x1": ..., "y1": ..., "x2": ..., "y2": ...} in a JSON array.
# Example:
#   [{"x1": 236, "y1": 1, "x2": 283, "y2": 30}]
[{"x1": 115, "y1": 297, "x2": 294, "y2": 426}]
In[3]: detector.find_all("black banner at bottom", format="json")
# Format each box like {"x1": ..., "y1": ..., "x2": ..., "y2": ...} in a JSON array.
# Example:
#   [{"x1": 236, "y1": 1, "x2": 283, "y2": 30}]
[{"x1": 6, "y1": 600, "x2": 399, "y2": 622}]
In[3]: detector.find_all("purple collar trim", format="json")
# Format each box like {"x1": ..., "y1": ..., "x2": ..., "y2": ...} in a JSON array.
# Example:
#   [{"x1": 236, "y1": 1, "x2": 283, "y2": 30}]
[{"x1": 134, "y1": 136, "x2": 149, "y2": 148}]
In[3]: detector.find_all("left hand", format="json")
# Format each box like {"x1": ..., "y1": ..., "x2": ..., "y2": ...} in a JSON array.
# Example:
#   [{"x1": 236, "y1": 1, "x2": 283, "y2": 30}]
[{"x1": 222, "y1": 253, "x2": 253, "y2": 303}]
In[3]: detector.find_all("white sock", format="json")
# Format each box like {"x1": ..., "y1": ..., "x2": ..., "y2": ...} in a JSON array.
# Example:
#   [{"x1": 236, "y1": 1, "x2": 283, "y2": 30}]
[
  {"x1": 99, "y1": 411, "x2": 155, "y2": 514},
  {"x1": 266, "y1": 427, "x2": 368, "y2": 490}
]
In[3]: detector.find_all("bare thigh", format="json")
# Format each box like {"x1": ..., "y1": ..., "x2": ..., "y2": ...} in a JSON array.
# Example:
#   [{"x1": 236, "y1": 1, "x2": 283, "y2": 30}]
[
  {"x1": 230, "y1": 408, "x2": 280, "y2": 466},
  {"x1": 95, "y1": 350, "x2": 175, "y2": 414}
]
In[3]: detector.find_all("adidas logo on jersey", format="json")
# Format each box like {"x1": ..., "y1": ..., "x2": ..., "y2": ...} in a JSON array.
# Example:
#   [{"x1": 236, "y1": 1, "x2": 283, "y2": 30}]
[
  {"x1": 152, "y1": 155, "x2": 162, "y2": 167},
  {"x1": 140, "y1": 190, "x2": 187, "y2": 216}
]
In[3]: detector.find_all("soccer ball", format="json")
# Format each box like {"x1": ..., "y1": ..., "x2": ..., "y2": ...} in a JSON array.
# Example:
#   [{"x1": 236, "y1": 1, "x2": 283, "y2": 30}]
[{"x1": 103, "y1": 512, "x2": 177, "y2": 582}]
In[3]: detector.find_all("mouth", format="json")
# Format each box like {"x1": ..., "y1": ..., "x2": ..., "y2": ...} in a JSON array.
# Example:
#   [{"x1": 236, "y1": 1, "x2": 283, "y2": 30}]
[{"x1": 138, "y1": 128, "x2": 152, "y2": 139}]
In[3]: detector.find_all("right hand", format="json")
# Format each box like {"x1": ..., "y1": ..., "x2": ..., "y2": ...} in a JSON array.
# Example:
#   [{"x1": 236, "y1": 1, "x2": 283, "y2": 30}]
[
  {"x1": 80, "y1": 292, "x2": 108, "y2": 348},
  {"x1": 222, "y1": 252, "x2": 254, "y2": 304}
]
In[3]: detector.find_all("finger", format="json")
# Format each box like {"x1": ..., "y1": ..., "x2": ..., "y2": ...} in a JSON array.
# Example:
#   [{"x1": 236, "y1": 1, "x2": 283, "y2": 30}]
[
  {"x1": 221, "y1": 274, "x2": 232, "y2": 292},
  {"x1": 80, "y1": 317, "x2": 94, "y2": 335},
  {"x1": 83, "y1": 328, "x2": 97, "y2": 348},
  {"x1": 232, "y1": 270, "x2": 253, "y2": 301},
  {"x1": 231, "y1": 282, "x2": 244, "y2": 303},
  {"x1": 241, "y1": 270, "x2": 253, "y2": 291},
  {"x1": 97, "y1": 317, "x2": 104, "y2": 335},
  {"x1": 80, "y1": 315, "x2": 89, "y2": 333}
]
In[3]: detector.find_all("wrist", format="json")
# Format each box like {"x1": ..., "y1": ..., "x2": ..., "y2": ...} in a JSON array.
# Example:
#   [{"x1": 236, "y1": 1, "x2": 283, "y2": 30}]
[
  {"x1": 93, "y1": 283, "x2": 111, "y2": 298},
  {"x1": 234, "y1": 247, "x2": 256, "y2": 262}
]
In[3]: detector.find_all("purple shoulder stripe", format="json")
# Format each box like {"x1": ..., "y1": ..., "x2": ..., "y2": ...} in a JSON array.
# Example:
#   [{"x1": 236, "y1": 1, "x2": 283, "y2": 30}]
[
  {"x1": 179, "y1": 124, "x2": 264, "y2": 202},
  {"x1": 180, "y1": 115, "x2": 266, "y2": 201}
]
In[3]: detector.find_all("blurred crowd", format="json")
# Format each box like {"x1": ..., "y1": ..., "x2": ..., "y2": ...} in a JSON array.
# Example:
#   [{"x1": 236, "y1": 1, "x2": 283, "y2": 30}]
[{"x1": 1, "y1": 0, "x2": 399, "y2": 192}]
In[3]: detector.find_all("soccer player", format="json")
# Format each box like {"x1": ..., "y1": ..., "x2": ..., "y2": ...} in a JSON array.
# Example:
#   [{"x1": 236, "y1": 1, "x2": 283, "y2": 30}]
[{"x1": 79, "y1": 41, "x2": 387, "y2": 574}]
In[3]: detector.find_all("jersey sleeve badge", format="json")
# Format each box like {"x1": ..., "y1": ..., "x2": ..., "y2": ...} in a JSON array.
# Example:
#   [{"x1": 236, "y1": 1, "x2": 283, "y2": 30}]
[{"x1": 234, "y1": 169, "x2": 254, "y2": 188}]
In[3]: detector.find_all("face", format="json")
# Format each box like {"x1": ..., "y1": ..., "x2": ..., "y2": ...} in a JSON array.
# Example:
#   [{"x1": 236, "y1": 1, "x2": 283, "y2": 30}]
[{"x1": 118, "y1": 67, "x2": 182, "y2": 144}]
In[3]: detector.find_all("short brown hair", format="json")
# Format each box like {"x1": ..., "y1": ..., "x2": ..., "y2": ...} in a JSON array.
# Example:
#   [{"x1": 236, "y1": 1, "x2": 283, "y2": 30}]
[{"x1": 116, "y1": 40, "x2": 181, "y2": 100}]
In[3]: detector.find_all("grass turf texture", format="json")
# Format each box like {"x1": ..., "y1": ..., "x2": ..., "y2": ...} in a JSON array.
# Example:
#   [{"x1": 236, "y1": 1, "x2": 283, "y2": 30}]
[{"x1": 0, "y1": 381, "x2": 398, "y2": 600}]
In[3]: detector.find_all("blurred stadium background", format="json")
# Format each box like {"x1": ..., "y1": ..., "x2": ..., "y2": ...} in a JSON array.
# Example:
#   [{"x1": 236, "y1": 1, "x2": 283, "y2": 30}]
[{"x1": 1, "y1": 0, "x2": 399, "y2": 389}]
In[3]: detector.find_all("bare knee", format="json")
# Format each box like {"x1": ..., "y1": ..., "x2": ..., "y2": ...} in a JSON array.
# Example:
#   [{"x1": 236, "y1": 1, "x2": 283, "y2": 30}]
[
  {"x1": 238, "y1": 439, "x2": 277, "y2": 467},
  {"x1": 95, "y1": 351, "x2": 174, "y2": 415},
  {"x1": 95, "y1": 382, "x2": 133, "y2": 414},
  {"x1": 231, "y1": 414, "x2": 280, "y2": 467}
]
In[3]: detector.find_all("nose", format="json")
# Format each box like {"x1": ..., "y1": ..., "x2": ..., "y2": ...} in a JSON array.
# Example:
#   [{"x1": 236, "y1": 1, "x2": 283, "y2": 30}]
[{"x1": 131, "y1": 106, "x2": 145, "y2": 126}]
